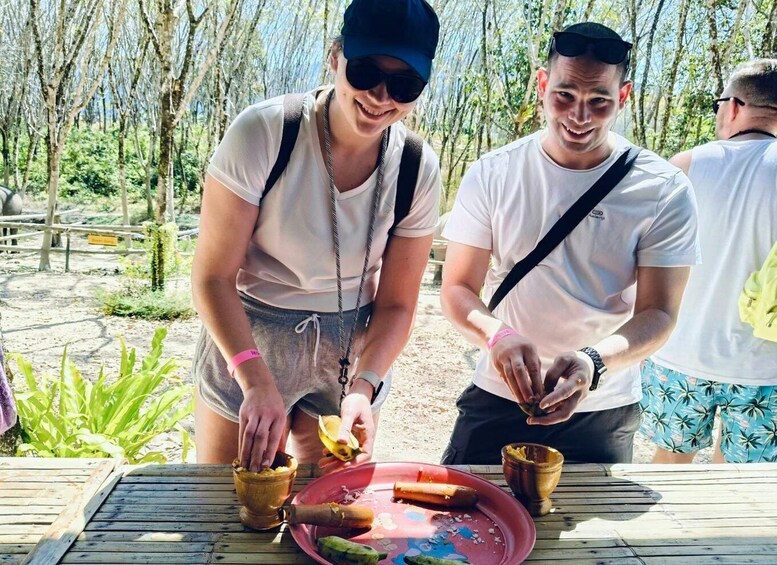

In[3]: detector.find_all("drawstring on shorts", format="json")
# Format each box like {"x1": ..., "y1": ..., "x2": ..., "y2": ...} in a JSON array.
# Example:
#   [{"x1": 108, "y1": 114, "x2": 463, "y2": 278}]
[{"x1": 294, "y1": 314, "x2": 321, "y2": 367}]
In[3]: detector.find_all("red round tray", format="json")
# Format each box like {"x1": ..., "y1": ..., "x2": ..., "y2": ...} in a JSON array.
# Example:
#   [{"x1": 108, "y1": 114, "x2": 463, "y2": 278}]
[{"x1": 290, "y1": 462, "x2": 535, "y2": 565}]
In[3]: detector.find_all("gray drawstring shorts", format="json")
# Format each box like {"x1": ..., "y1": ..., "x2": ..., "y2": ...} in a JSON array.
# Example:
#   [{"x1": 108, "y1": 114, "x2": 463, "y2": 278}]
[{"x1": 192, "y1": 296, "x2": 392, "y2": 422}]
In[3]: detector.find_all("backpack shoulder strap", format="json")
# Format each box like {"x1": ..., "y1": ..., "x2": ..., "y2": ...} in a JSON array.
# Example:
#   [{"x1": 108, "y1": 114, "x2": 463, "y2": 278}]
[
  {"x1": 260, "y1": 93, "x2": 305, "y2": 205},
  {"x1": 390, "y1": 130, "x2": 424, "y2": 236}
]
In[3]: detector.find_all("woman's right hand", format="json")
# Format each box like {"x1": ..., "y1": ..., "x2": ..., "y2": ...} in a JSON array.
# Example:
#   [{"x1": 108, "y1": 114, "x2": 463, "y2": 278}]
[{"x1": 237, "y1": 381, "x2": 287, "y2": 471}]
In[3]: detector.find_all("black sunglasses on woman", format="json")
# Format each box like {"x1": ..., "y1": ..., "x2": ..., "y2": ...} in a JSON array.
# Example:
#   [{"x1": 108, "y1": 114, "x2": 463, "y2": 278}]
[{"x1": 345, "y1": 58, "x2": 427, "y2": 104}]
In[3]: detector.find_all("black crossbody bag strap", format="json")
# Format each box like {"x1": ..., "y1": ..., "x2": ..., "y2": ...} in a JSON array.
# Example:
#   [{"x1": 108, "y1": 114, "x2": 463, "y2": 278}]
[
  {"x1": 389, "y1": 130, "x2": 423, "y2": 236},
  {"x1": 488, "y1": 147, "x2": 642, "y2": 312}
]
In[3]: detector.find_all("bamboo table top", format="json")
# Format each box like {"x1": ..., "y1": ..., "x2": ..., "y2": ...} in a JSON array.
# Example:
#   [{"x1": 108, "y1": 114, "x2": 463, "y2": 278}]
[{"x1": 2, "y1": 457, "x2": 776, "y2": 564}]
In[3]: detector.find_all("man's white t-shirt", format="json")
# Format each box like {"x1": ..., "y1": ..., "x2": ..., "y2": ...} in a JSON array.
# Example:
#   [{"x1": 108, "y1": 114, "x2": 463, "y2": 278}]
[
  {"x1": 208, "y1": 90, "x2": 441, "y2": 312},
  {"x1": 443, "y1": 131, "x2": 700, "y2": 412},
  {"x1": 652, "y1": 139, "x2": 777, "y2": 385}
]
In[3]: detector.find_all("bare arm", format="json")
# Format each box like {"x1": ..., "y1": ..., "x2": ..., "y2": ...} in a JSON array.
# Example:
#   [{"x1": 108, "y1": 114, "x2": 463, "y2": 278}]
[
  {"x1": 357, "y1": 233, "x2": 435, "y2": 380},
  {"x1": 440, "y1": 241, "x2": 543, "y2": 405},
  {"x1": 324, "y1": 232, "x2": 434, "y2": 471},
  {"x1": 591, "y1": 265, "x2": 689, "y2": 371},
  {"x1": 192, "y1": 174, "x2": 262, "y2": 386},
  {"x1": 539, "y1": 265, "x2": 690, "y2": 423},
  {"x1": 192, "y1": 173, "x2": 286, "y2": 470},
  {"x1": 439, "y1": 241, "x2": 500, "y2": 346}
]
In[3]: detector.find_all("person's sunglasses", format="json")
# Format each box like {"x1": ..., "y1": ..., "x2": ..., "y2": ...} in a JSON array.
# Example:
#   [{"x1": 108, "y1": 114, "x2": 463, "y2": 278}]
[
  {"x1": 345, "y1": 58, "x2": 427, "y2": 104},
  {"x1": 550, "y1": 31, "x2": 632, "y2": 67},
  {"x1": 712, "y1": 96, "x2": 745, "y2": 114}
]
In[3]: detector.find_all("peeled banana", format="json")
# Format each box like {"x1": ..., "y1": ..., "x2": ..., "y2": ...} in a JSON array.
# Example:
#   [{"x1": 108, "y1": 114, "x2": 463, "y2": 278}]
[
  {"x1": 316, "y1": 535, "x2": 387, "y2": 565},
  {"x1": 404, "y1": 556, "x2": 471, "y2": 565},
  {"x1": 318, "y1": 415, "x2": 362, "y2": 462}
]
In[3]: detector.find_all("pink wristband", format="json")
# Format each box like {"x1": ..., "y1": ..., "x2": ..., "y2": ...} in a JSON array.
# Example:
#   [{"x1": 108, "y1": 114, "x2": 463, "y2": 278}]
[
  {"x1": 487, "y1": 329, "x2": 519, "y2": 350},
  {"x1": 227, "y1": 349, "x2": 262, "y2": 377}
]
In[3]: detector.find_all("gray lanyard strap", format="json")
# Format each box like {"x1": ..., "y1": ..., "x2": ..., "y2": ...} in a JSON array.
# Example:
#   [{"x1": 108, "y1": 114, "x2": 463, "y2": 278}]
[{"x1": 322, "y1": 89, "x2": 388, "y2": 406}]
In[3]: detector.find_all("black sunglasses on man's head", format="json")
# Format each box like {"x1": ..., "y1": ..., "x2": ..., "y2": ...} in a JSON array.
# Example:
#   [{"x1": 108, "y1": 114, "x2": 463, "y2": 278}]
[
  {"x1": 550, "y1": 31, "x2": 632, "y2": 68},
  {"x1": 712, "y1": 96, "x2": 745, "y2": 114},
  {"x1": 345, "y1": 58, "x2": 427, "y2": 104}
]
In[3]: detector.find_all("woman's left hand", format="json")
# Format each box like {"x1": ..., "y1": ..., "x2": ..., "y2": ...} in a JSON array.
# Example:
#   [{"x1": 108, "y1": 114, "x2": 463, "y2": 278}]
[{"x1": 318, "y1": 388, "x2": 375, "y2": 473}]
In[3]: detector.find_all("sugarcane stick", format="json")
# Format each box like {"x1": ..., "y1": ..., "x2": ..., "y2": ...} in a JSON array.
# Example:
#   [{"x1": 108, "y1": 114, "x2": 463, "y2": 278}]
[{"x1": 393, "y1": 482, "x2": 479, "y2": 508}]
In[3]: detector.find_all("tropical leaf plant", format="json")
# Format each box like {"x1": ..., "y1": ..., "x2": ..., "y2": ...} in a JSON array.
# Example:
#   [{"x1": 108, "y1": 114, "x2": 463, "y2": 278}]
[{"x1": 10, "y1": 328, "x2": 192, "y2": 463}]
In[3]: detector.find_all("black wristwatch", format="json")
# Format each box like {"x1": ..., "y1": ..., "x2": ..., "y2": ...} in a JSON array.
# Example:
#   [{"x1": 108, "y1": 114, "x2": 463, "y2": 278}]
[{"x1": 578, "y1": 347, "x2": 608, "y2": 391}]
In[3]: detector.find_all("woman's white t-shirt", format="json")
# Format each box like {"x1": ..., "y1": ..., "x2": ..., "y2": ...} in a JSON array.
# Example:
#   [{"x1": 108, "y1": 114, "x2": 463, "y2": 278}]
[{"x1": 208, "y1": 91, "x2": 441, "y2": 312}]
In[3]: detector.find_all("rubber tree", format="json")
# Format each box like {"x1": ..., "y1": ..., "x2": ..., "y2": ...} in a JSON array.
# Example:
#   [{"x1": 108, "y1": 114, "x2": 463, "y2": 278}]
[
  {"x1": 137, "y1": 0, "x2": 244, "y2": 224},
  {"x1": 30, "y1": 0, "x2": 128, "y2": 271},
  {"x1": 109, "y1": 13, "x2": 148, "y2": 247}
]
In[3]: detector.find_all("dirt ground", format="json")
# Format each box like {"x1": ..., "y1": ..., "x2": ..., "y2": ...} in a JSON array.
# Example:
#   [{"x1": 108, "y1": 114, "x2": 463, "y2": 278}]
[{"x1": 0, "y1": 246, "x2": 713, "y2": 465}]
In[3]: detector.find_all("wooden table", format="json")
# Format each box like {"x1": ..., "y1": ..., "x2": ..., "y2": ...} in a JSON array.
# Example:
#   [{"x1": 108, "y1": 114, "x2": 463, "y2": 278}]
[{"x1": 2, "y1": 457, "x2": 776, "y2": 564}]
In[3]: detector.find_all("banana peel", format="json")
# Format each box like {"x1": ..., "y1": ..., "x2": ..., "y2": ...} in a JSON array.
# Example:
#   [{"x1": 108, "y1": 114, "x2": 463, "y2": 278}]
[{"x1": 318, "y1": 415, "x2": 362, "y2": 462}]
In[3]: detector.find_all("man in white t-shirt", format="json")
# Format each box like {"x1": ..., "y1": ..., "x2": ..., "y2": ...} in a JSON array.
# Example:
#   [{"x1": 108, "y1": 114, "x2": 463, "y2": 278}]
[
  {"x1": 641, "y1": 59, "x2": 777, "y2": 464},
  {"x1": 440, "y1": 22, "x2": 700, "y2": 464}
]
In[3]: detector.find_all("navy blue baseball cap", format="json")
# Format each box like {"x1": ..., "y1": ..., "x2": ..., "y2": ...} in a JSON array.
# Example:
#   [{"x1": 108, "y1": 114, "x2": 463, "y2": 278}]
[{"x1": 341, "y1": 0, "x2": 440, "y2": 81}]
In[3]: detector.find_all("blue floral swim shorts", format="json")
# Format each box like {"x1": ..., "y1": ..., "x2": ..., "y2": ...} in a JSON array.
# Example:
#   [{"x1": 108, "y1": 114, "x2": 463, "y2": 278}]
[{"x1": 640, "y1": 358, "x2": 777, "y2": 463}]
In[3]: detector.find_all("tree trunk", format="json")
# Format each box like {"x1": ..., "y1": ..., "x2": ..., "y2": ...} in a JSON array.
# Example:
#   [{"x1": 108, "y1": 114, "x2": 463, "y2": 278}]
[
  {"x1": 175, "y1": 132, "x2": 188, "y2": 210},
  {"x1": 320, "y1": 0, "x2": 330, "y2": 84},
  {"x1": 627, "y1": 0, "x2": 639, "y2": 141},
  {"x1": 705, "y1": 0, "x2": 725, "y2": 94},
  {"x1": 479, "y1": 0, "x2": 492, "y2": 155},
  {"x1": 11, "y1": 129, "x2": 19, "y2": 191},
  {"x1": 101, "y1": 82, "x2": 108, "y2": 133},
  {"x1": 583, "y1": 0, "x2": 596, "y2": 20},
  {"x1": 1, "y1": 130, "x2": 9, "y2": 188},
  {"x1": 38, "y1": 138, "x2": 61, "y2": 272},
  {"x1": 145, "y1": 126, "x2": 156, "y2": 220},
  {"x1": 19, "y1": 131, "x2": 39, "y2": 197},
  {"x1": 765, "y1": 0, "x2": 777, "y2": 57},
  {"x1": 118, "y1": 113, "x2": 130, "y2": 248},
  {"x1": 156, "y1": 90, "x2": 174, "y2": 224},
  {"x1": 636, "y1": 0, "x2": 666, "y2": 148},
  {"x1": 656, "y1": 0, "x2": 690, "y2": 155},
  {"x1": 721, "y1": 0, "x2": 749, "y2": 70}
]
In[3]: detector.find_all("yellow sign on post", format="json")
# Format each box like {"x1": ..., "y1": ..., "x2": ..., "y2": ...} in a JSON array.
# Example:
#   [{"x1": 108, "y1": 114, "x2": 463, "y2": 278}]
[{"x1": 87, "y1": 234, "x2": 119, "y2": 246}]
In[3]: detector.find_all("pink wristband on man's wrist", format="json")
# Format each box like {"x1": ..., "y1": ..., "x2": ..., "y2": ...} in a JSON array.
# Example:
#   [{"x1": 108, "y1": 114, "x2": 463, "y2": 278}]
[
  {"x1": 227, "y1": 349, "x2": 262, "y2": 377},
  {"x1": 487, "y1": 328, "x2": 519, "y2": 350}
]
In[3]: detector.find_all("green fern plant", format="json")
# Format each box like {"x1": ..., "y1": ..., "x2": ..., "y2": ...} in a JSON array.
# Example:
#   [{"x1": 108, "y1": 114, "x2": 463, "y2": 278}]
[{"x1": 11, "y1": 328, "x2": 193, "y2": 463}]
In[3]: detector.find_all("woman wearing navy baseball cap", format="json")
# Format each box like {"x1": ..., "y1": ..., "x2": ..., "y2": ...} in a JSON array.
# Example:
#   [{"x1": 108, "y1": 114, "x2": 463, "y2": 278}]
[{"x1": 192, "y1": 0, "x2": 441, "y2": 474}]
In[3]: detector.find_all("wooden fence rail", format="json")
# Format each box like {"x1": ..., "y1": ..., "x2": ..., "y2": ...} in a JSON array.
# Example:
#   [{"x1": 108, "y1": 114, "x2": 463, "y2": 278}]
[
  {"x1": 0, "y1": 231, "x2": 39, "y2": 244},
  {"x1": 0, "y1": 222, "x2": 144, "y2": 235},
  {"x1": 0, "y1": 208, "x2": 79, "y2": 221}
]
